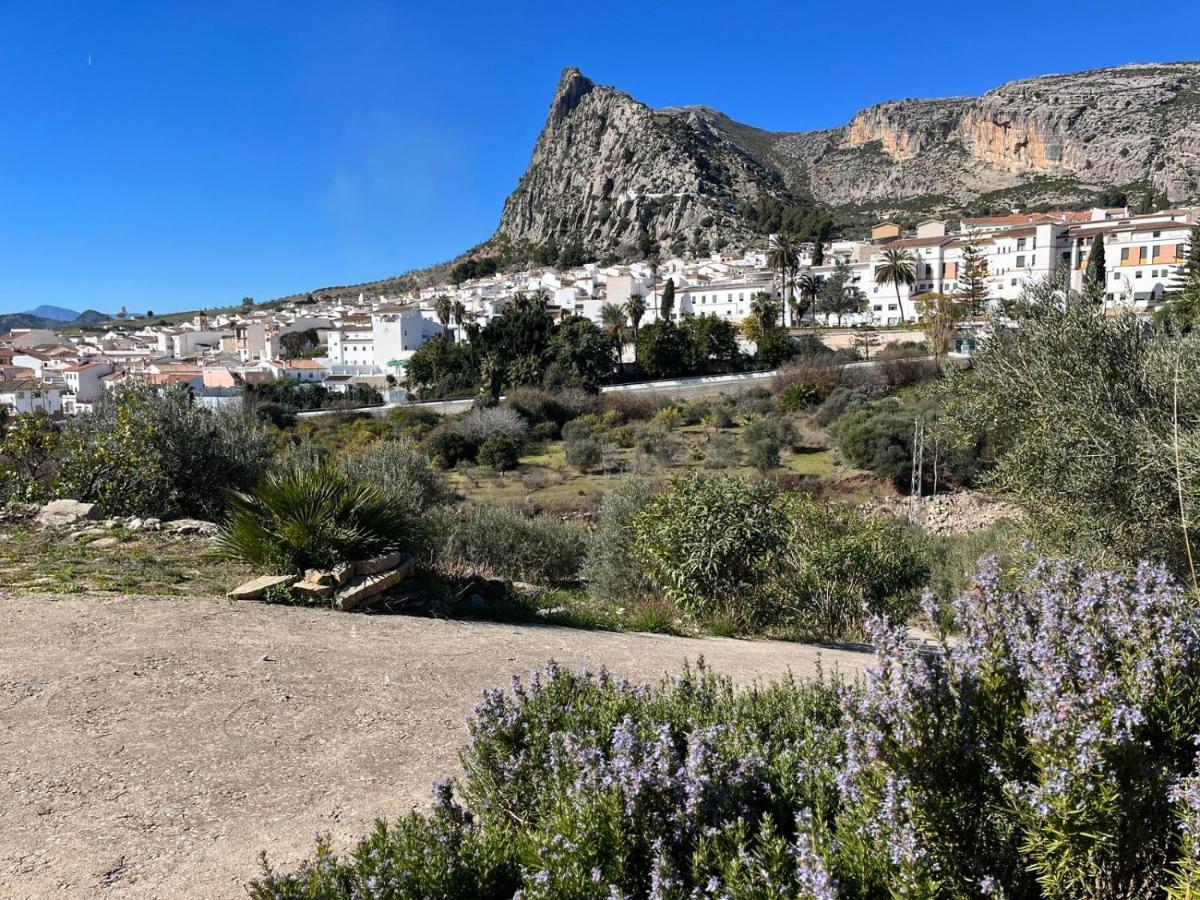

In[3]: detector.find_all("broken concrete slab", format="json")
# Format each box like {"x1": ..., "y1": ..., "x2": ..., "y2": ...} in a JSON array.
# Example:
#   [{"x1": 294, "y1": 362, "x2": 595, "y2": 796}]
[
  {"x1": 228, "y1": 574, "x2": 298, "y2": 601},
  {"x1": 336, "y1": 556, "x2": 415, "y2": 611},
  {"x1": 353, "y1": 552, "x2": 402, "y2": 576}
]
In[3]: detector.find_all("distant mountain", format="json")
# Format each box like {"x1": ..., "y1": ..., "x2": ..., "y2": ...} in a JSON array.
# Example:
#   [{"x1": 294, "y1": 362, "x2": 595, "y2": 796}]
[
  {"x1": 0, "y1": 312, "x2": 60, "y2": 334},
  {"x1": 24, "y1": 304, "x2": 79, "y2": 321},
  {"x1": 0, "y1": 307, "x2": 114, "y2": 337},
  {"x1": 73, "y1": 309, "x2": 110, "y2": 325}
]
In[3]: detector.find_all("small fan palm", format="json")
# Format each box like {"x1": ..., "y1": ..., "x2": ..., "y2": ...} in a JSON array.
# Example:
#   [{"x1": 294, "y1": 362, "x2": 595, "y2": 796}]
[
  {"x1": 214, "y1": 467, "x2": 406, "y2": 574},
  {"x1": 874, "y1": 247, "x2": 917, "y2": 322}
]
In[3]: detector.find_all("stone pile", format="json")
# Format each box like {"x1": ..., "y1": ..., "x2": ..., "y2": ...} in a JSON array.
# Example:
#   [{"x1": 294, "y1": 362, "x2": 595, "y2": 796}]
[
  {"x1": 228, "y1": 552, "x2": 416, "y2": 612},
  {"x1": 860, "y1": 490, "x2": 1020, "y2": 537},
  {"x1": 32, "y1": 500, "x2": 216, "y2": 544}
]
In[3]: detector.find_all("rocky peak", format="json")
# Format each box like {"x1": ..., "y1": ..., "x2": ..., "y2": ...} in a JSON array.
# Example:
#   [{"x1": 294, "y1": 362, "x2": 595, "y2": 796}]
[{"x1": 546, "y1": 66, "x2": 595, "y2": 128}]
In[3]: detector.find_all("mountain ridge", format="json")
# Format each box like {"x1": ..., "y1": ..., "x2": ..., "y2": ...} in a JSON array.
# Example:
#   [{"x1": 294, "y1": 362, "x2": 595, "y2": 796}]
[
  {"x1": 267, "y1": 60, "x2": 1200, "y2": 304},
  {"x1": 493, "y1": 61, "x2": 1200, "y2": 258}
]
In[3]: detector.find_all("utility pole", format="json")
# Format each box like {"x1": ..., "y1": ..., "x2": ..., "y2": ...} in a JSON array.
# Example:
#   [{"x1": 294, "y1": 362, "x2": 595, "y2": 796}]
[{"x1": 909, "y1": 417, "x2": 925, "y2": 522}]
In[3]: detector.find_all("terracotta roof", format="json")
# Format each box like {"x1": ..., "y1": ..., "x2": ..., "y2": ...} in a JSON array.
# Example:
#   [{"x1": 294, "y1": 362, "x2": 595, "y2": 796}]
[{"x1": 279, "y1": 358, "x2": 327, "y2": 369}]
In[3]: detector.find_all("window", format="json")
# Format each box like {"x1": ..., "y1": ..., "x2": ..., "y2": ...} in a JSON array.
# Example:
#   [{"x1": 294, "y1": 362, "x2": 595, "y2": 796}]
[
  {"x1": 1017, "y1": 238, "x2": 1027, "y2": 251},
  {"x1": 1136, "y1": 271, "x2": 1143, "y2": 279},
  {"x1": 1016, "y1": 255, "x2": 1026, "y2": 268}
]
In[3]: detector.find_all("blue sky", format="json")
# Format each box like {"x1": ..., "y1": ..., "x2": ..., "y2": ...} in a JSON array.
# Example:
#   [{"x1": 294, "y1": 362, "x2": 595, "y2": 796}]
[{"x1": 3, "y1": 2, "x2": 1199, "y2": 315}]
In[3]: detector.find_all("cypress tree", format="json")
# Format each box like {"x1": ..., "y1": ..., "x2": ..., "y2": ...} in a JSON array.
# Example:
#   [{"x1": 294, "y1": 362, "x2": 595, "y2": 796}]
[
  {"x1": 659, "y1": 278, "x2": 675, "y2": 321},
  {"x1": 1083, "y1": 235, "x2": 1107, "y2": 304},
  {"x1": 811, "y1": 239, "x2": 825, "y2": 267}
]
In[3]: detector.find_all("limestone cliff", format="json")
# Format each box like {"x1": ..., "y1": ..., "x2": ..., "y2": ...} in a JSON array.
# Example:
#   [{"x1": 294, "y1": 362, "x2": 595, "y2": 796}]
[{"x1": 494, "y1": 62, "x2": 1200, "y2": 256}]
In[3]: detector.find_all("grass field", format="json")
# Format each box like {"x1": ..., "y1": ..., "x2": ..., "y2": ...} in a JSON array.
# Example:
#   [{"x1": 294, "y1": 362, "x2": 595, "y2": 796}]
[
  {"x1": 0, "y1": 528, "x2": 250, "y2": 595},
  {"x1": 446, "y1": 418, "x2": 857, "y2": 514}
]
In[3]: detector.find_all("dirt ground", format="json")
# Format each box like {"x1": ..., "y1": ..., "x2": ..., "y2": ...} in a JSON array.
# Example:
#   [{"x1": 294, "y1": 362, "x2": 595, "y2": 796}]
[{"x1": 0, "y1": 592, "x2": 870, "y2": 899}]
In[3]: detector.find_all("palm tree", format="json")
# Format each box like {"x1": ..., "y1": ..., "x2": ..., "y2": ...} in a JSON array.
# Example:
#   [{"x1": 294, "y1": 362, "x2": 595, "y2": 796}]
[
  {"x1": 748, "y1": 292, "x2": 781, "y2": 340},
  {"x1": 767, "y1": 233, "x2": 800, "y2": 325},
  {"x1": 433, "y1": 294, "x2": 453, "y2": 339},
  {"x1": 796, "y1": 272, "x2": 820, "y2": 323},
  {"x1": 874, "y1": 247, "x2": 917, "y2": 323},
  {"x1": 600, "y1": 302, "x2": 630, "y2": 374},
  {"x1": 451, "y1": 300, "x2": 467, "y2": 342}
]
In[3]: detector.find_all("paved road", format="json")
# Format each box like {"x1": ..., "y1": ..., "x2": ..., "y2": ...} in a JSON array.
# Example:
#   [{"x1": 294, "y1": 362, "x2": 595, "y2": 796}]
[{"x1": 0, "y1": 592, "x2": 870, "y2": 899}]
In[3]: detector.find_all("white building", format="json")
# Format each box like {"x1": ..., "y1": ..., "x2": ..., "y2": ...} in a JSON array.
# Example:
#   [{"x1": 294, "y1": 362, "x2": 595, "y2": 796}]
[
  {"x1": 371, "y1": 305, "x2": 444, "y2": 379},
  {"x1": 0, "y1": 378, "x2": 63, "y2": 416}
]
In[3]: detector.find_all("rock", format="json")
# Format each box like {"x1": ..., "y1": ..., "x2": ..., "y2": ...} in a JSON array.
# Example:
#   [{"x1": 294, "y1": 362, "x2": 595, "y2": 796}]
[
  {"x1": 35, "y1": 499, "x2": 100, "y2": 529},
  {"x1": 126, "y1": 517, "x2": 143, "y2": 532},
  {"x1": 336, "y1": 556, "x2": 415, "y2": 611},
  {"x1": 88, "y1": 537, "x2": 121, "y2": 549},
  {"x1": 163, "y1": 518, "x2": 218, "y2": 537},
  {"x1": 102, "y1": 519, "x2": 120, "y2": 530},
  {"x1": 331, "y1": 562, "x2": 354, "y2": 587},
  {"x1": 293, "y1": 580, "x2": 335, "y2": 601},
  {"x1": 71, "y1": 527, "x2": 108, "y2": 542},
  {"x1": 142, "y1": 517, "x2": 162, "y2": 531},
  {"x1": 354, "y1": 551, "x2": 402, "y2": 576},
  {"x1": 228, "y1": 574, "x2": 298, "y2": 601},
  {"x1": 304, "y1": 569, "x2": 335, "y2": 587}
]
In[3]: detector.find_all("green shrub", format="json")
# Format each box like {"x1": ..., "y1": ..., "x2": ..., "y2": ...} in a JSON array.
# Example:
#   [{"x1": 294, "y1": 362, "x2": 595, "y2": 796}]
[
  {"x1": 774, "y1": 495, "x2": 929, "y2": 639},
  {"x1": 560, "y1": 414, "x2": 601, "y2": 444},
  {"x1": 634, "y1": 422, "x2": 680, "y2": 467},
  {"x1": 57, "y1": 382, "x2": 270, "y2": 520},
  {"x1": 425, "y1": 430, "x2": 475, "y2": 469},
  {"x1": 506, "y1": 386, "x2": 591, "y2": 434},
  {"x1": 476, "y1": 435, "x2": 521, "y2": 471},
  {"x1": 214, "y1": 467, "x2": 406, "y2": 574},
  {"x1": 813, "y1": 385, "x2": 866, "y2": 427},
  {"x1": 564, "y1": 435, "x2": 603, "y2": 472},
  {"x1": 580, "y1": 477, "x2": 654, "y2": 602},
  {"x1": 632, "y1": 474, "x2": 788, "y2": 628},
  {"x1": 251, "y1": 661, "x2": 845, "y2": 900},
  {"x1": 530, "y1": 421, "x2": 557, "y2": 441},
  {"x1": 340, "y1": 440, "x2": 446, "y2": 515},
  {"x1": 940, "y1": 298, "x2": 1200, "y2": 572},
  {"x1": 746, "y1": 439, "x2": 780, "y2": 472},
  {"x1": 704, "y1": 405, "x2": 734, "y2": 428},
  {"x1": 435, "y1": 504, "x2": 586, "y2": 584},
  {"x1": 830, "y1": 398, "x2": 914, "y2": 489},
  {"x1": 703, "y1": 432, "x2": 739, "y2": 469}
]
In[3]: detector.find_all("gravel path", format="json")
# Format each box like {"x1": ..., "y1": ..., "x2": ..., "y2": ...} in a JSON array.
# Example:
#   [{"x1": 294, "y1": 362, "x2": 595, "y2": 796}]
[{"x1": 0, "y1": 592, "x2": 870, "y2": 899}]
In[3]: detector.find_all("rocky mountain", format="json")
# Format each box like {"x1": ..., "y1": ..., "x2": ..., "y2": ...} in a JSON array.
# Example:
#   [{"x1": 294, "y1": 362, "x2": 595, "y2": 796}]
[{"x1": 493, "y1": 62, "x2": 1200, "y2": 257}]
